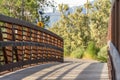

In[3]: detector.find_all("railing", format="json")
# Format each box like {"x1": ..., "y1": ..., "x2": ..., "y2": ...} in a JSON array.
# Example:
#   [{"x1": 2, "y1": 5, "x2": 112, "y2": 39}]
[
  {"x1": 108, "y1": 0, "x2": 120, "y2": 80},
  {"x1": 108, "y1": 41, "x2": 120, "y2": 80},
  {"x1": 0, "y1": 14, "x2": 64, "y2": 73}
]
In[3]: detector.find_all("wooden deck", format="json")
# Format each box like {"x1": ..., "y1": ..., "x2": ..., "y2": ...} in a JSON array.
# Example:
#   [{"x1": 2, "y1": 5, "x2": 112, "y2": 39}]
[{"x1": 0, "y1": 59, "x2": 109, "y2": 80}]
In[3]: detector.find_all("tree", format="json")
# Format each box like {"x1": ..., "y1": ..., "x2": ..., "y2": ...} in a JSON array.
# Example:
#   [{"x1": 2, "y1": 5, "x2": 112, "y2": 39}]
[
  {"x1": 89, "y1": 0, "x2": 111, "y2": 47},
  {"x1": 49, "y1": 4, "x2": 90, "y2": 56},
  {"x1": 49, "y1": 0, "x2": 111, "y2": 57},
  {"x1": 0, "y1": 0, "x2": 54, "y2": 25}
]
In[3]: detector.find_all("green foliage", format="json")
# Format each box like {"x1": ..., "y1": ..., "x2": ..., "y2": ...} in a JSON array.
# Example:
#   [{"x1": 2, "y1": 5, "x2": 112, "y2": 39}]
[
  {"x1": 89, "y1": 0, "x2": 111, "y2": 47},
  {"x1": 97, "y1": 46, "x2": 108, "y2": 62},
  {"x1": 0, "y1": 0, "x2": 54, "y2": 26},
  {"x1": 58, "y1": 4, "x2": 69, "y2": 14},
  {"x1": 50, "y1": 5, "x2": 90, "y2": 56},
  {"x1": 49, "y1": 0, "x2": 111, "y2": 60},
  {"x1": 70, "y1": 47, "x2": 84, "y2": 59},
  {"x1": 83, "y1": 41, "x2": 99, "y2": 59},
  {"x1": 64, "y1": 46, "x2": 71, "y2": 56}
]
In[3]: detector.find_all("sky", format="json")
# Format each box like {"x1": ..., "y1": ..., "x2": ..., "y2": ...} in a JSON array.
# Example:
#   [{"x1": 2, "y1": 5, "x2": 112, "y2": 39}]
[
  {"x1": 46, "y1": 0, "x2": 94, "y2": 12},
  {"x1": 53, "y1": 0, "x2": 94, "y2": 7}
]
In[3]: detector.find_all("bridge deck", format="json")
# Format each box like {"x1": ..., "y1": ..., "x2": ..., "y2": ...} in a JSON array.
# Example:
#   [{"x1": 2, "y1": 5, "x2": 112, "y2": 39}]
[{"x1": 0, "y1": 59, "x2": 109, "y2": 80}]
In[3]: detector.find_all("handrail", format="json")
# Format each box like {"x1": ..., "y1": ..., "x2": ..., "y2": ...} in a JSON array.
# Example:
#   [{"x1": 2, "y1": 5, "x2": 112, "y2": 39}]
[
  {"x1": 0, "y1": 14, "x2": 64, "y2": 73},
  {"x1": 0, "y1": 14, "x2": 63, "y2": 40}
]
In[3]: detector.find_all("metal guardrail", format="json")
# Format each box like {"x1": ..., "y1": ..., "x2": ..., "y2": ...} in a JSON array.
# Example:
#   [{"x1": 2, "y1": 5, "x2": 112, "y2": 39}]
[{"x1": 0, "y1": 14, "x2": 64, "y2": 73}]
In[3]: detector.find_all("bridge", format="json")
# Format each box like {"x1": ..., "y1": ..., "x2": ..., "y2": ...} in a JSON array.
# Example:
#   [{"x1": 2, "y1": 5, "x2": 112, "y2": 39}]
[
  {"x1": 0, "y1": 0, "x2": 120, "y2": 80},
  {"x1": 0, "y1": 58, "x2": 108, "y2": 80},
  {"x1": 0, "y1": 14, "x2": 109, "y2": 80}
]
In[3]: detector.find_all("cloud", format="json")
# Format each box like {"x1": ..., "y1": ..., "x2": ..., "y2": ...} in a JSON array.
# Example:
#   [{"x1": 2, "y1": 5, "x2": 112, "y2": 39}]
[{"x1": 46, "y1": 0, "x2": 94, "y2": 12}]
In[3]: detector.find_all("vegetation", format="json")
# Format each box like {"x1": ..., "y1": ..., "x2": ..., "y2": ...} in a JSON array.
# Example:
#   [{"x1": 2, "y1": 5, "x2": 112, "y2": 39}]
[
  {"x1": 49, "y1": 0, "x2": 111, "y2": 62},
  {"x1": 0, "y1": 0, "x2": 111, "y2": 62},
  {"x1": 0, "y1": 0, "x2": 54, "y2": 26},
  {"x1": 83, "y1": 41, "x2": 99, "y2": 59},
  {"x1": 97, "y1": 46, "x2": 108, "y2": 62},
  {"x1": 70, "y1": 47, "x2": 84, "y2": 59}
]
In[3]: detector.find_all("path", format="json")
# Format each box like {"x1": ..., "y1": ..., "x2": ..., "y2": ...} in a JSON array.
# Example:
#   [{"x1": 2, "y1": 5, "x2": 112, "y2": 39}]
[{"x1": 0, "y1": 58, "x2": 109, "y2": 80}]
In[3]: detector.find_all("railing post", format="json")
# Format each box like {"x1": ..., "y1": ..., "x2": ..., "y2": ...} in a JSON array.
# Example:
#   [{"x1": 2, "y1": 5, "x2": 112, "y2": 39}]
[{"x1": 0, "y1": 28, "x2": 7, "y2": 64}]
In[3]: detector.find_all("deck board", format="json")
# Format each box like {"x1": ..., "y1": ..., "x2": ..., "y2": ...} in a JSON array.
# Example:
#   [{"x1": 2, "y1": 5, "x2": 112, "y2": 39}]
[{"x1": 0, "y1": 59, "x2": 109, "y2": 80}]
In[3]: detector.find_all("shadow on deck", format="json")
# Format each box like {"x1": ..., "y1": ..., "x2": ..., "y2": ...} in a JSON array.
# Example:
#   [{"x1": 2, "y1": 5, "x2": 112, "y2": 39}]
[{"x1": 0, "y1": 59, "x2": 108, "y2": 80}]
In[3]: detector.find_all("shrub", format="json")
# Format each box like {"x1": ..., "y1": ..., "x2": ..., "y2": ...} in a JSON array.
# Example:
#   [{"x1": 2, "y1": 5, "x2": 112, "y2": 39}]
[
  {"x1": 83, "y1": 41, "x2": 99, "y2": 59},
  {"x1": 70, "y1": 47, "x2": 84, "y2": 59},
  {"x1": 64, "y1": 47, "x2": 70, "y2": 56},
  {"x1": 97, "y1": 46, "x2": 107, "y2": 62}
]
